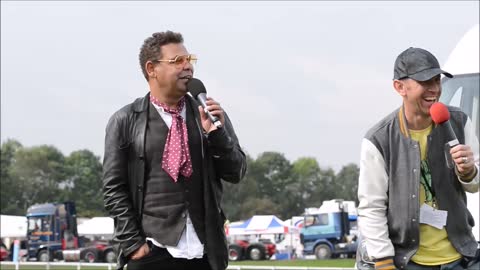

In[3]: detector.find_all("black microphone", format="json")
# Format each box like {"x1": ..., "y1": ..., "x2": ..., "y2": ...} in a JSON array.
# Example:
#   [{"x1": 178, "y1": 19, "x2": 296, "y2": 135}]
[{"x1": 187, "y1": 78, "x2": 222, "y2": 128}]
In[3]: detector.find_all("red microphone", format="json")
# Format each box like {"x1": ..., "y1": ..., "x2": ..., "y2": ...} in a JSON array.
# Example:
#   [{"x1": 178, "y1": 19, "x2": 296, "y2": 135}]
[
  {"x1": 430, "y1": 102, "x2": 460, "y2": 169},
  {"x1": 430, "y1": 102, "x2": 450, "y2": 124},
  {"x1": 429, "y1": 102, "x2": 459, "y2": 147}
]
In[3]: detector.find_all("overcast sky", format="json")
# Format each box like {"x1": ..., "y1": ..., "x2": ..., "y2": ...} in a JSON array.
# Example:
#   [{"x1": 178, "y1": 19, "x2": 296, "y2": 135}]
[{"x1": 1, "y1": 1, "x2": 478, "y2": 170}]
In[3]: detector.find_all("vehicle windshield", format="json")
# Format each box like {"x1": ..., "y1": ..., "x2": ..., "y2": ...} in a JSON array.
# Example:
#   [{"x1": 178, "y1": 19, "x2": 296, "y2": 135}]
[
  {"x1": 440, "y1": 73, "x2": 479, "y2": 138},
  {"x1": 304, "y1": 214, "x2": 329, "y2": 227},
  {"x1": 27, "y1": 216, "x2": 52, "y2": 234}
]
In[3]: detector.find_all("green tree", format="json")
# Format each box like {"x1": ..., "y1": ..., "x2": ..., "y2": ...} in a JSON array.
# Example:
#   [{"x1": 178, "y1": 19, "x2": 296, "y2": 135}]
[
  {"x1": 254, "y1": 152, "x2": 292, "y2": 198},
  {"x1": 0, "y1": 139, "x2": 23, "y2": 214},
  {"x1": 212, "y1": 151, "x2": 361, "y2": 223},
  {"x1": 223, "y1": 155, "x2": 260, "y2": 221},
  {"x1": 62, "y1": 150, "x2": 105, "y2": 217},
  {"x1": 240, "y1": 198, "x2": 280, "y2": 219},
  {"x1": 223, "y1": 152, "x2": 294, "y2": 220},
  {"x1": 309, "y1": 167, "x2": 337, "y2": 207},
  {"x1": 288, "y1": 157, "x2": 324, "y2": 215},
  {"x1": 253, "y1": 152, "x2": 293, "y2": 219},
  {"x1": 334, "y1": 163, "x2": 360, "y2": 203},
  {"x1": 9, "y1": 145, "x2": 66, "y2": 214}
]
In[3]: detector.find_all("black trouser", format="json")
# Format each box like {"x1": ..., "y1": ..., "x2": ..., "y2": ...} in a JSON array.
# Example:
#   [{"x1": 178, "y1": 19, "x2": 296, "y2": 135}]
[
  {"x1": 126, "y1": 243, "x2": 211, "y2": 270},
  {"x1": 406, "y1": 253, "x2": 480, "y2": 270}
]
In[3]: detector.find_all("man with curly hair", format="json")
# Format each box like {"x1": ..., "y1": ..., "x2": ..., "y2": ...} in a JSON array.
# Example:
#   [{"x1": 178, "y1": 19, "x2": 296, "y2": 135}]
[{"x1": 102, "y1": 31, "x2": 246, "y2": 270}]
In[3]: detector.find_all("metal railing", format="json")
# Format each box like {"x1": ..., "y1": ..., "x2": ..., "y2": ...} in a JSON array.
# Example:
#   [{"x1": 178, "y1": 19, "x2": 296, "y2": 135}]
[
  {"x1": 0, "y1": 261, "x2": 113, "y2": 270},
  {"x1": 227, "y1": 266, "x2": 354, "y2": 270},
  {"x1": 0, "y1": 261, "x2": 355, "y2": 270}
]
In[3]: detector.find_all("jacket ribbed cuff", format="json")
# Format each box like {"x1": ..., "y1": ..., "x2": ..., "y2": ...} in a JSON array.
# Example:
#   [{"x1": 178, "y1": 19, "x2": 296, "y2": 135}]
[
  {"x1": 456, "y1": 165, "x2": 478, "y2": 182},
  {"x1": 374, "y1": 257, "x2": 395, "y2": 270}
]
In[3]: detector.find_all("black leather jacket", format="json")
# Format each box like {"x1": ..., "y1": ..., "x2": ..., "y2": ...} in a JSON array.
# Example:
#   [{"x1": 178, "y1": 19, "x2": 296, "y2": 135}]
[{"x1": 102, "y1": 93, "x2": 247, "y2": 270}]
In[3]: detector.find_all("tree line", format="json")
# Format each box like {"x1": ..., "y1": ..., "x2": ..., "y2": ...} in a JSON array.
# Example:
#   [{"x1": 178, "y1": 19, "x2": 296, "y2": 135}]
[
  {"x1": 1, "y1": 140, "x2": 359, "y2": 221},
  {"x1": 222, "y1": 152, "x2": 359, "y2": 221}
]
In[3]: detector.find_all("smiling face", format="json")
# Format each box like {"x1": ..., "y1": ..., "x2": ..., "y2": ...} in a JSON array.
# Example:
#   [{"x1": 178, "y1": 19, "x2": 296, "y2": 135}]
[
  {"x1": 394, "y1": 75, "x2": 442, "y2": 125},
  {"x1": 146, "y1": 43, "x2": 194, "y2": 100},
  {"x1": 407, "y1": 76, "x2": 441, "y2": 116}
]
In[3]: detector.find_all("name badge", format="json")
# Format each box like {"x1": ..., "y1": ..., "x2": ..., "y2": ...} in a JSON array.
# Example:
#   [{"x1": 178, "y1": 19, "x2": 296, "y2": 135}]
[{"x1": 419, "y1": 203, "x2": 447, "y2": 229}]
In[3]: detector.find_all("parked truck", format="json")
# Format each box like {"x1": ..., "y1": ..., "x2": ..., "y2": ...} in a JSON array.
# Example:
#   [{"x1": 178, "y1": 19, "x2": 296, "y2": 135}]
[
  {"x1": 26, "y1": 201, "x2": 116, "y2": 263},
  {"x1": 300, "y1": 199, "x2": 358, "y2": 259}
]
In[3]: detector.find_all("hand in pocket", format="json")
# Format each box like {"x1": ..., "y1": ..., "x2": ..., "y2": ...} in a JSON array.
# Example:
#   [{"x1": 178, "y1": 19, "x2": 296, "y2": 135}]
[{"x1": 130, "y1": 243, "x2": 150, "y2": 260}]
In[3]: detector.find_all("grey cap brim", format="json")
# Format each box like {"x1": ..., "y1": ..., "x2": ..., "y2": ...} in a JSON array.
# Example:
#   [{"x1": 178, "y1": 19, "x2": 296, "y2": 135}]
[{"x1": 409, "y1": 68, "x2": 453, "y2": 81}]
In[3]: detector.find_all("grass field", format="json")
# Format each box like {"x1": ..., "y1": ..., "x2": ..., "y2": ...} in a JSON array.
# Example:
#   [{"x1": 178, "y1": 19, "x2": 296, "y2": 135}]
[
  {"x1": 0, "y1": 259, "x2": 356, "y2": 270},
  {"x1": 230, "y1": 259, "x2": 355, "y2": 267}
]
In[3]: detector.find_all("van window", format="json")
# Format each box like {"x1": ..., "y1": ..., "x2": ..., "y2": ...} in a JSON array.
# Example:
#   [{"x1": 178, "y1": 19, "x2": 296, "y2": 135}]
[
  {"x1": 441, "y1": 73, "x2": 479, "y2": 138},
  {"x1": 448, "y1": 87, "x2": 463, "y2": 107}
]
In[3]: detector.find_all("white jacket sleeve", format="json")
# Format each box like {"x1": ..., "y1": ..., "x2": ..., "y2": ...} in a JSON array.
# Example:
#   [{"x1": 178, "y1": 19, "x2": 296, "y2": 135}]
[
  {"x1": 357, "y1": 138, "x2": 395, "y2": 260},
  {"x1": 457, "y1": 117, "x2": 479, "y2": 192}
]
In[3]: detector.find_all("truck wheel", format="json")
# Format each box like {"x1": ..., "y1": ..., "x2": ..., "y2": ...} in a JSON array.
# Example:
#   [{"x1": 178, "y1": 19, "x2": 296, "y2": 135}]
[
  {"x1": 314, "y1": 244, "x2": 332, "y2": 259},
  {"x1": 247, "y1": 245, "x2": 265, "y2": 261},
  {"x1": 84, "y1": 250, "x2": 97, "y2": 263},
  {"x1": 228, "y1": 244, "x2": 243, "y2": 261},
  {"x1": 104, "y1": 250, "x2": 116, "y2": 263},
  {"x1": 37, "y1": 250, "x2": 52, "y2": 262}
]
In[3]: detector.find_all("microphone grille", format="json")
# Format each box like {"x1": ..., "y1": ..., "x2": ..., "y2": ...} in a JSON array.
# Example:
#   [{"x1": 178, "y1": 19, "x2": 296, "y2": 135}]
[
  {"x1": 186, "y1": 78, "x2": 207, "y2": 97},
  {"x1": 430, "y1": 102, "x2": 450, "y2": 124}
]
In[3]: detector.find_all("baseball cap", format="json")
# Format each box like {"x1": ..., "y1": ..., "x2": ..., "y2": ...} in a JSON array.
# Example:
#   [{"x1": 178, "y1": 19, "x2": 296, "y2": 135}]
[{"x1": 393, "y1": 47, "x2": 453, "y2": 81}]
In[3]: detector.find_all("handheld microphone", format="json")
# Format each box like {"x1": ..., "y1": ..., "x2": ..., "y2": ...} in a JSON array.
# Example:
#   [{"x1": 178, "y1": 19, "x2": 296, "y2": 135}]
[
  {"x1": 187, "y1": 78, "x2": 222, "y2": 128},
  {"x1": 430, "y1": 102, "x2": 459, "y2": 147},
  {"x1": 430, "y1": 102, "x2": 458, "y2": 168}
]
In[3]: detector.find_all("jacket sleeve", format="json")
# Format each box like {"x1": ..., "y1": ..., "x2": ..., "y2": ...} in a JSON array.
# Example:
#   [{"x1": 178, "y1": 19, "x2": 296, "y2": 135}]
[
  {"x1": 457, "y1": 117, "x2": 479, "y2": 192},
  {"x1": 102, "y1": 113, "x2": 145, "y2": 258},
  {"x1": 206, "y1": 113, "x2": 247, "y2": 184},
  {"x1": 357, "y1": 138, "x2": 395, "y2": 260}
]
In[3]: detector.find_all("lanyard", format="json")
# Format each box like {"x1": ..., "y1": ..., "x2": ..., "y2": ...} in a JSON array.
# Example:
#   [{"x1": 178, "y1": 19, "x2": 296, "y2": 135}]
[{"x1": 420, "y1": 161, "x2": 437, "y2": 207}]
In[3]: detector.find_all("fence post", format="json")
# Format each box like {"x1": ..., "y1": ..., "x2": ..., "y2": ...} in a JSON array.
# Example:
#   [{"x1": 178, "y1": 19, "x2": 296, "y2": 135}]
[{"x1": 13, "y1": 240, "x2": 20, "y2": 270}]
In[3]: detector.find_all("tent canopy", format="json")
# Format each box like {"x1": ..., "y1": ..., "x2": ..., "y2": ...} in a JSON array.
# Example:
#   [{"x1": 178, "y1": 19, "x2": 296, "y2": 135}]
[
  {"x1": 228, "y1": 215, "x2": 291, "y2": 235},
  {"x1": 0, "y1": 215, "x2": 114, "y2": 238},
  {"x1": 1, "y1": 215, "x2": 27, "y2": 238},
  {"x1": 77, "y1": 217, "x2": 113, "y2": 236}
]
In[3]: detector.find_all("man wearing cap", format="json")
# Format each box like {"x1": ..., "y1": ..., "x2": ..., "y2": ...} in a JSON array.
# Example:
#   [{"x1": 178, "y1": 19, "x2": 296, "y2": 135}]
[{"x1": 356, "y1": 47, "x2": 479, "y2": 269}]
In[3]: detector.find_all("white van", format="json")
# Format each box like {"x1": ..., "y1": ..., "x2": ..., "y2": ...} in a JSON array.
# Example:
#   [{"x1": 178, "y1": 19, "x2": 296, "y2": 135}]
[{"x1": 440, "y1": 24, "x2": 479, "y2": 241}]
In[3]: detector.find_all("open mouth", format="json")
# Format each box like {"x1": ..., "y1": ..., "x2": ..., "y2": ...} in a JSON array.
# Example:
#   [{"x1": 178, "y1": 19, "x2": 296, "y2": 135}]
[
  {"x1": 179, "y1": 75, "x2": 192, "y2": 80},
  {"x1": 423, "y1": 96, "x2": 437, "y2": 103}
]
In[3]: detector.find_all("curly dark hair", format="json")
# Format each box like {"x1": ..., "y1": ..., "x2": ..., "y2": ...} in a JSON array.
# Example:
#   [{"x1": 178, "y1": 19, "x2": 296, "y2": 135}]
[{"x1": 139, "y1": 31, "x2": 184, "y2": 81}]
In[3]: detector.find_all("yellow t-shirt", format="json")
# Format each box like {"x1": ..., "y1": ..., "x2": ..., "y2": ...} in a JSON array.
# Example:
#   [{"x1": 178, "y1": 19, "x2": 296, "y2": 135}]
[{"x1": 409, "y1": 124, "x2": 462, "y2": 265}]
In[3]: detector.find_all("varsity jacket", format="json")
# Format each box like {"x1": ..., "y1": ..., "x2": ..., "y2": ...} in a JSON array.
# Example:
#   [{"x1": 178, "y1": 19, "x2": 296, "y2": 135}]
[{"x1": 357, "y1": 105, "x2": 479, "y2": 269}]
